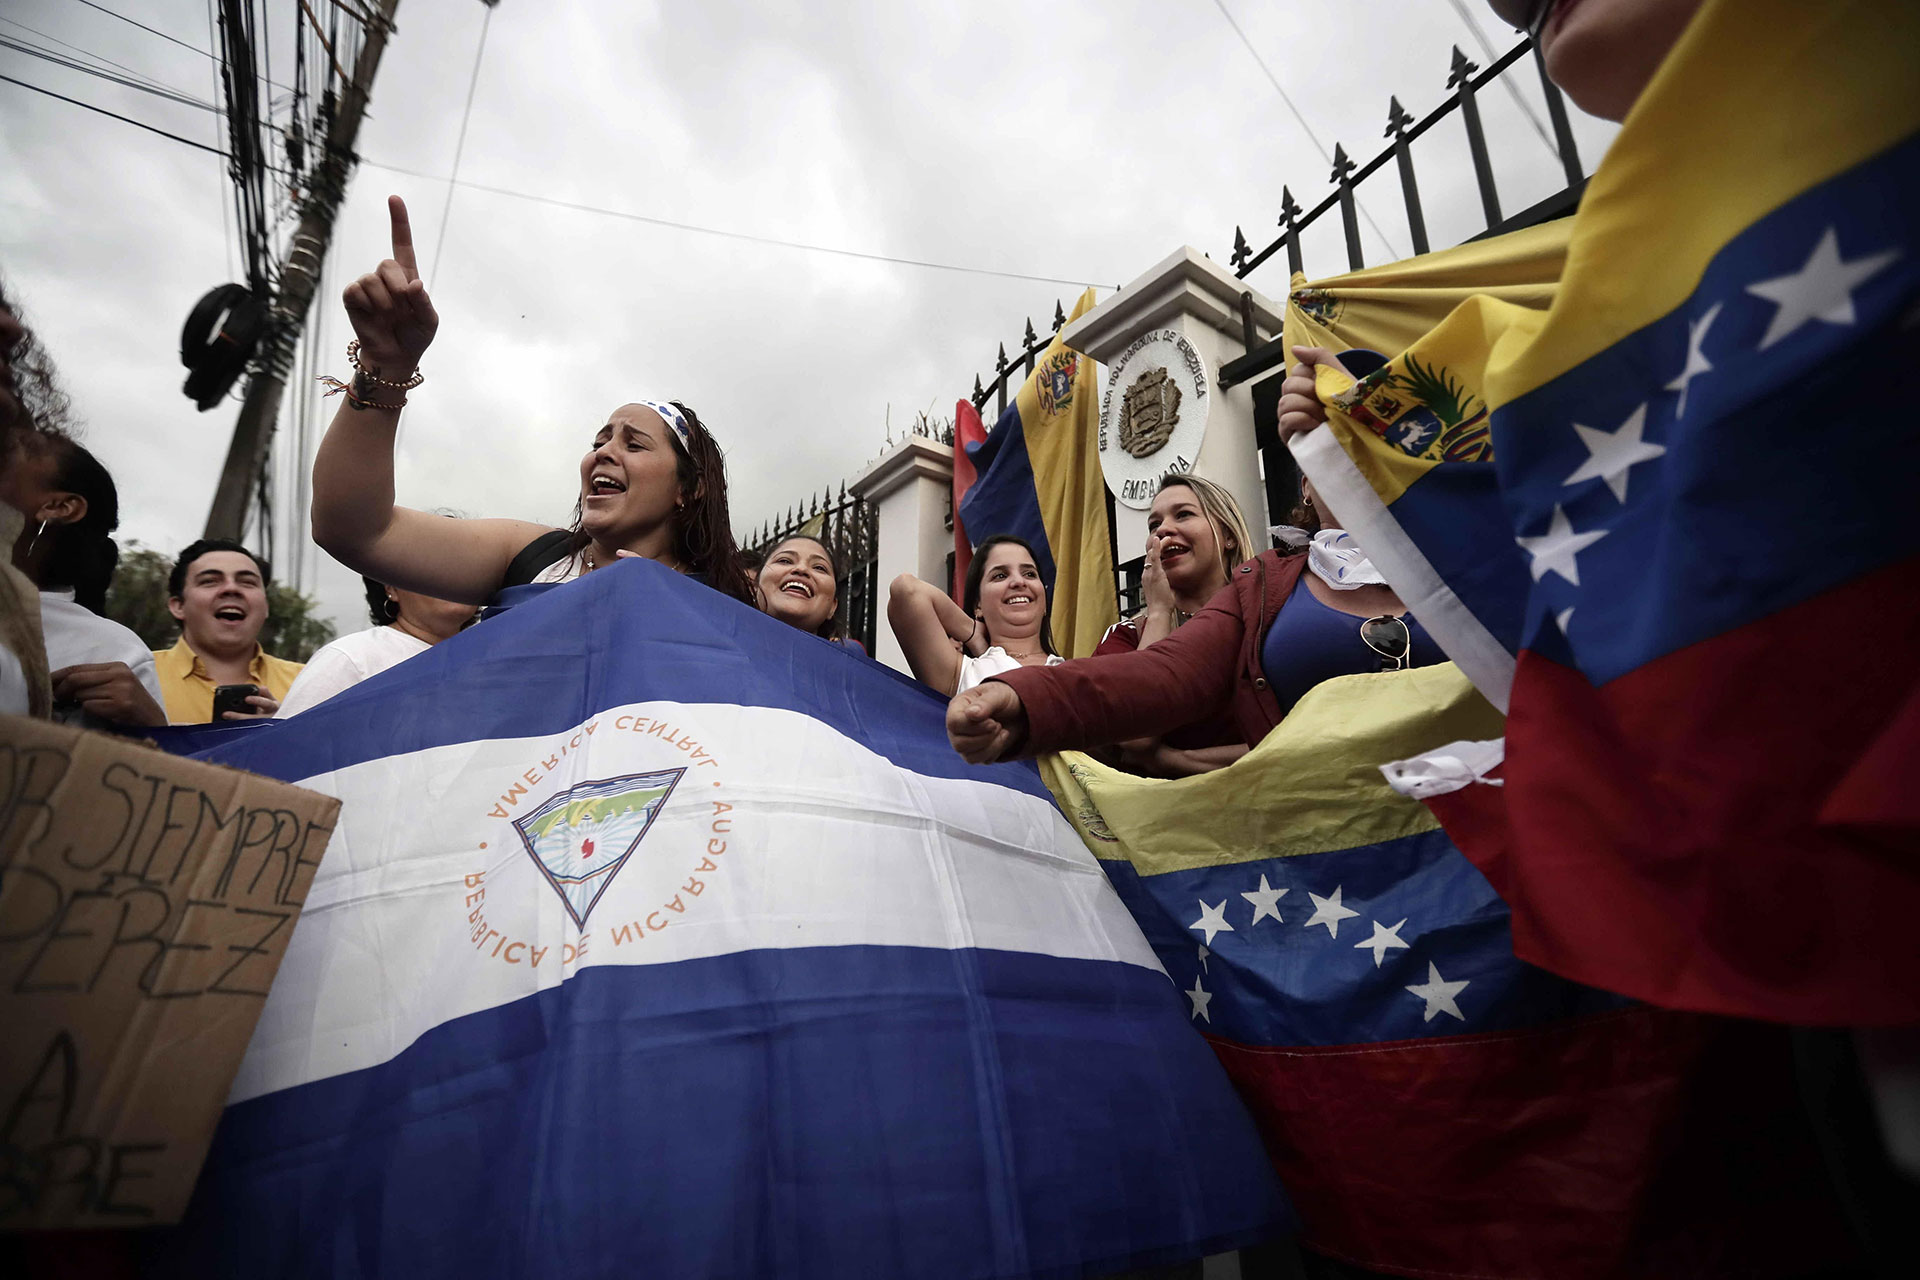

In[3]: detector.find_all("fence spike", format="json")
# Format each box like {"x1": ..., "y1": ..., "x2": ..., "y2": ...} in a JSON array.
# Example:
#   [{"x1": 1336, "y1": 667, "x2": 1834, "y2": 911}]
[
  {"x1": 973, "y1": 373, "x2": 985, "y2": 402},
  {"x1": 1448, "y1": 44, "x2": 1477, "y2": 87},
  {"x1": 1385, "y1": 95, "x2": 1414, "y2": 137},
  {"x1": 1448, "y1": 45, "x2": 1503, "y2": 228},
  {"x1": 1278, "y1": 186, "x2": 1304, "y2": 277},
  {"x1": 1330, "y1": 145, "x2": 1363, "y2": 269},
  {"x1": 1230, "y1": 225, "x2": 1251, "y2": 273},
  {"x1": 996, "y1": 343, "x2": 1008, "y2": 372},
  {"x1": 1386, "y1": 95, "x2": 1429, "y2": 255},
  {"x1": 1023, "y1": 317, "x2": 1037, "y2": 348},
  {"x1": 1053, "y1": 299, "x2": 1066, "y2": 330}
]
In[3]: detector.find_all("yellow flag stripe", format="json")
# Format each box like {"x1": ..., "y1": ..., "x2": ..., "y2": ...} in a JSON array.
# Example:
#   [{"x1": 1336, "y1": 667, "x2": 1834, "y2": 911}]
[{"x1": 1041, "y1": 663, "x2": 1504, "y2": 877}]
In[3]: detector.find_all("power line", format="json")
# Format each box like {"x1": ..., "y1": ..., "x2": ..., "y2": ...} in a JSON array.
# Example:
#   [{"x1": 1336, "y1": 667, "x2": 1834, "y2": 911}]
[
  {"x1": 1445, "y1": 0, "x2": 1560, "y2": 160},
  {"x1": 427, "y1": 3, "x2": 494, "y2": 284},
  {"x1": 73, "y1": 0, "x2": 216, "y2": 61},
  {"x1": 0, "y1": 32, "x2": 219, "y2": 112},
  {"x1": 0, "y1": 13, "x2": 188, "y2": 97},
  {"x1": 7, "y1": 64, "x2": 1112, "y2": 291},
  {"x1": 70, "y1": 0, "x2": 297, "y2": 94},
  {"x1": 0, "y1": 71, "x2": 228, "y2": 157},
  {"x1": 364, "y1": 160, "x2": 1114, "y2": 290},
  {"x1": 1207, "y1": 0, "x2": 1404, "y2": 262}
]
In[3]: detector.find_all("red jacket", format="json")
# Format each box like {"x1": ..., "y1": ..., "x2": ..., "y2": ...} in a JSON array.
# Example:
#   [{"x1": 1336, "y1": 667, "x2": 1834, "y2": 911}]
[{"x1": 993, "y1": 551, "x2": 1308, "y2": 755}]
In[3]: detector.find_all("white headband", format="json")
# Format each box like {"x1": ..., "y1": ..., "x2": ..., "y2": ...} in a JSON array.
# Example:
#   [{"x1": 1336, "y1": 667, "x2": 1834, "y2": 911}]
[{"x1": 635, "y1": 399, "x2": 691, "y2": 452}]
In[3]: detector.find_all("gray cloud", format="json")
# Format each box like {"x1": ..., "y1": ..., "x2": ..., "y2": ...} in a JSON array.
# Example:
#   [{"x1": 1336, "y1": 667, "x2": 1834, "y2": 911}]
[{"x1": 0, "y1": 0, "x2": 1616, "y2": 633}]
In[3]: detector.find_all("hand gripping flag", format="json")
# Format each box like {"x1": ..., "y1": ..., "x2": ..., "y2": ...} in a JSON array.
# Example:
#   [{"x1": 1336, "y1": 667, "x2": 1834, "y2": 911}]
[
  {"x1": 959, "y1": 289, "x2": 1117, "y2": 657},
  {"x1": 1286, "y1": 0, "x2": 1920, "y2": 1023},
  {"x1": 153, "y1": 560, "x2": 1289, "y2": 1279},
  {"x1": 1040, "y1": 665, "x2": 1848, "y2": 1280}
]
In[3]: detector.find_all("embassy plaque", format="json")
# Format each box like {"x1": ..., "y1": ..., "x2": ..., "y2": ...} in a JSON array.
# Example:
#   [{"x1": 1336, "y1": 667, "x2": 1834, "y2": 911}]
[{"x1": 1098, "y1": 328, "x2": 1210, "y2": 509}]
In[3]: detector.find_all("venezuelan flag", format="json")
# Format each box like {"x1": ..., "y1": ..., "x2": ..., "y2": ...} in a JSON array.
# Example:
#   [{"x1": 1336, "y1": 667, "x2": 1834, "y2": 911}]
[
  {"x1": 1289, "y1": 0, "x2": 1920, "y2": 1023},
  {"x1": 1042, "y1": 667, "x2": 1847, "y2": 1279},
  {"x1": 960, "y1": 288, "x2": 1117, "y2": 657}
]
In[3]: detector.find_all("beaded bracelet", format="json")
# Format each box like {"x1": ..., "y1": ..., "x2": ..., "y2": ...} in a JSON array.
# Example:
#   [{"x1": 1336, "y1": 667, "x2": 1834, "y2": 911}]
[
  {"x1": 345, "y1": 339, "x2": 425, "y2": 390},
  {"x1": 317, "y1": 374, "x2": 407, "y2": 412}
]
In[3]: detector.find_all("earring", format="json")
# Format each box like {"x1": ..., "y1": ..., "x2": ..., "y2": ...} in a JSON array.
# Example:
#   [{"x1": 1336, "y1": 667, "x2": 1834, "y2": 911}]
[{"x1": 25, "y1": 520, "x2": 47, "y2": 555}]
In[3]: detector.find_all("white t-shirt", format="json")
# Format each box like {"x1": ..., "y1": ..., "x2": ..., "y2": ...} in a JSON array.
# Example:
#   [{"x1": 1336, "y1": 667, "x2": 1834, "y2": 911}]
[
  {"x1": 277, "y1": 626, "x2": 431, "y2": 717},
  {"x1": 39, "y1": 589, "x2": 166, "y2": 723},
  {"x1": 954, "y1": 645, "x2": 1064, "y2": 695}
]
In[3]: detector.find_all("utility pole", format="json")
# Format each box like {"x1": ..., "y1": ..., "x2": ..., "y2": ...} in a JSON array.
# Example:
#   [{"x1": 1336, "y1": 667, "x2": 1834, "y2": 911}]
[{"x1": 204, "y1": 0, "x2": 402, "y2": 541}]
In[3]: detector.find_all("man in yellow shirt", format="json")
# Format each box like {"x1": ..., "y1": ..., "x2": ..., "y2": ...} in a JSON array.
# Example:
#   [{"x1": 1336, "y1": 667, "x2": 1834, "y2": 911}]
[{"x1": 151, "y1": 538, "x2": 303, "y2": 724}]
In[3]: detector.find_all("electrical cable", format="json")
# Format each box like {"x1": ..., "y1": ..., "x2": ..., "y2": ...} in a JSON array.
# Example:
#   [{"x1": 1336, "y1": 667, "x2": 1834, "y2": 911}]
[
  {"x1": 71, "y1": 0, "x2": 297, "y2": 93},
  {"x1": 426, "y1": 2, "x2": 493, "y2": 284},
  {"x1": 1207, "y1": 0, "x2": 1404, "y2": 261},
  {"x1": 0, "y1": 34, "x2": 219, "y2": 111},
  {"x1": 0, "y1": 71, "x2": 229, "y2": 156},
  {"x1": 0, "y1": 14, "x2": 190, "y2": 97},
  {"x1": 365, "y1": 160, "x2": 1114, "y2": 290}
]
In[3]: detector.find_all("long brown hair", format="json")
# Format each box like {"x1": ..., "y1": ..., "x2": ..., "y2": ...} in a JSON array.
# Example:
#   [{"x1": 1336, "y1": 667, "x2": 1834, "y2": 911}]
[
  {"x1": 568, "y1": 400, "x2": 754, "y2": 606},
  {"x1": 962, "y1": 534, "x2": 1059, "y2": 656}
]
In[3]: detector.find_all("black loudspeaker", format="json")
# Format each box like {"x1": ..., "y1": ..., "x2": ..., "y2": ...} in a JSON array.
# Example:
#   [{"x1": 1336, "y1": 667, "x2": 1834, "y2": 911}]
[{"x1": 180, "y1": 283, "x2": 266, "y2": 411}]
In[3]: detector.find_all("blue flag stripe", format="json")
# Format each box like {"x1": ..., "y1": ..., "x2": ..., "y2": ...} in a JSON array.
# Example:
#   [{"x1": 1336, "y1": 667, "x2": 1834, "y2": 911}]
[
  {"x1": 167, "y1": 945, "x2": 1289, "y2": 1278},
  {"x1": 191, "y1": 560, "x2": 1055, "y2": 805}
]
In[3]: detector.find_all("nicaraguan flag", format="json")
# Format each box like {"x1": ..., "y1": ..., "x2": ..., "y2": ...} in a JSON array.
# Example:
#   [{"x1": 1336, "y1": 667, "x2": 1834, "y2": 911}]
[
  {"x1": 1289, "y1": 0, "x2": 1920, "y2": 1022},
  {"x1": 156, "y1": 559, "x2": 1289, "y2": 1278}
]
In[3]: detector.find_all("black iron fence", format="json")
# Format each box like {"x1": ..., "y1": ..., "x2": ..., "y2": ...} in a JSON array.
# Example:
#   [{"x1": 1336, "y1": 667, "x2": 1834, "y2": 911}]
[
  {"x1": 751, "y1": 35, "x2": 1590, "y2": 641},
  {"x1": 744, "y1": 482, "x2": 881, "y2": 655},
  {"x1": 967, "y1": 35, "x2": 1585, "y2": 418}
]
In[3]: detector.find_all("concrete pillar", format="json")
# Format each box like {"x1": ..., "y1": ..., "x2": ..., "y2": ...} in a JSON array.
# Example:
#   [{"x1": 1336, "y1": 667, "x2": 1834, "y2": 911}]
[
  {"x1": 851, "y1": 435, "x2": 955, "y2": 674},
  {"x1": 1061, "y1": 247, "x2": 1284, "y2": 559}
]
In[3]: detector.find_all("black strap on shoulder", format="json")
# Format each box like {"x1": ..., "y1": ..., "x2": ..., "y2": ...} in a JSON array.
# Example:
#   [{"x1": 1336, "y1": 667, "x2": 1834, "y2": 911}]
[{"x1": 500, "y1": 530, "x2": 576, "y2": 589}]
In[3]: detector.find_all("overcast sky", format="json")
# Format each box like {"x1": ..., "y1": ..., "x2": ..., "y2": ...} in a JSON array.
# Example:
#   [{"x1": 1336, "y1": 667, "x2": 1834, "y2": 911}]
[{"x1": 0, "y1": 0, "x2": 1617, "y2": 635}]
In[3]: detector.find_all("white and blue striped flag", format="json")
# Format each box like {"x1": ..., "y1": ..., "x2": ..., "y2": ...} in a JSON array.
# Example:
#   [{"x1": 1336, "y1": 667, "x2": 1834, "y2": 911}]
[{"x1": 161, "y1": 559, "x2": 1290, "y2": 1278}]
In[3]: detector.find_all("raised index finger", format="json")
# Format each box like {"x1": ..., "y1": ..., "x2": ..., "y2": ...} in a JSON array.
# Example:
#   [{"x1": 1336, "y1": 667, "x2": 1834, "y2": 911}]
[{"x1": 389, "y1": 195, "x2": 419, "y2": 280}]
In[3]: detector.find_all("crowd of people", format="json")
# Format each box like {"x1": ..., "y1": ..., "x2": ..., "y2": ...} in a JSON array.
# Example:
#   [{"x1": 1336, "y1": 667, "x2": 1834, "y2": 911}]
[{"x1": 1, "y1": 0, "x2": 1912, "y2": 1274}]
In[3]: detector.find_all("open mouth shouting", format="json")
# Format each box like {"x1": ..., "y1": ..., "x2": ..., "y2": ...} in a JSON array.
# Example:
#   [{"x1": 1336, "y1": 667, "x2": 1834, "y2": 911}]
[{"x1": 587, "y1": 472, "x2": 627, "y2": 500}]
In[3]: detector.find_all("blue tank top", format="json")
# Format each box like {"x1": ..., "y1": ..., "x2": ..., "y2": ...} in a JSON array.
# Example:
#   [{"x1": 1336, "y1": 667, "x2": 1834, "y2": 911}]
[{"x1": 1259, "y1": 575, "x2": 1446, "y2": 715}]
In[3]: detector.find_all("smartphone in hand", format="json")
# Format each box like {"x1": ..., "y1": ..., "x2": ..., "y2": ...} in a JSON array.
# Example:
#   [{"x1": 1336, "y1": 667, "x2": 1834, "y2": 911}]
[{"x1": 211, "y1": 682, "x2": 261, "y2": 721}]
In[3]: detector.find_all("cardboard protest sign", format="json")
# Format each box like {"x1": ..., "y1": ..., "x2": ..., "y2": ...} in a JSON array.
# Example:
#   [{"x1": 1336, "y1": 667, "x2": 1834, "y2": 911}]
[{"x1": 0, "y1": 716, "x2": 338, "y2": 1229}]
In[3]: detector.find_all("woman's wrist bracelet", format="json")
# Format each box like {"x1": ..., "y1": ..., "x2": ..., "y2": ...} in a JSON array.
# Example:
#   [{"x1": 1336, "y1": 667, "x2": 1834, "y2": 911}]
[{"x1": 345, "y1": 339, "x2": 424, "y2": 390}]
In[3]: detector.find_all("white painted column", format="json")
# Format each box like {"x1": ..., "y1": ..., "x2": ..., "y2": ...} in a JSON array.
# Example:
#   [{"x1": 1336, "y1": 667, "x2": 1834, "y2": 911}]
[
  {"x1": 850, "y1": 436, "x2": 955, "y2": 674},
  {"x1": 1061, "y1": 247, "x2": 1284, "y2": 559}
]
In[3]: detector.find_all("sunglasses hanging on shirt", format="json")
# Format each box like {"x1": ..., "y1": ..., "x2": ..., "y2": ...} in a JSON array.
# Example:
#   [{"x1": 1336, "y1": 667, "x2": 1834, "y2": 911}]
[{"x1": 1360, "y1": 615, "x2": 1412, "y2": 671}]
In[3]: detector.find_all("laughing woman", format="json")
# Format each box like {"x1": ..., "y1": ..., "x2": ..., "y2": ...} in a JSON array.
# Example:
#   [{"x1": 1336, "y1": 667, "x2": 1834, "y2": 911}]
[
  {"x1": 756, "y1": 534, "x2": 864, "y2": 651},
  {"x1": 887, "y1": 534, "x2": 1061, "y2": 697},
  {"x1": 309, "y1": 197, "x2": 754, "y2": 612}
]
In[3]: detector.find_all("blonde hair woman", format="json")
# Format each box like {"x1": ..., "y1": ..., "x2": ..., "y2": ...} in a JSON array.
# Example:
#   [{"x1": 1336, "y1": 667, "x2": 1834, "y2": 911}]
[{"x1": 1092, "y1": 473, "x2": 1257, "y2": 776}]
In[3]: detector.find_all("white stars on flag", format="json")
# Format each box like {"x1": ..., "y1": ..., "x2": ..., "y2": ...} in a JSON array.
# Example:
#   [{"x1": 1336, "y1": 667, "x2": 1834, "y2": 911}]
[
  {"x1": 1516, "y1": 505, "x2": 1607, "y2": 587},
  {"x1": 1746, "y1": 226, "x2": 1901, "y2": 350},
  {"x1": 1185, "y1": 975, "x2": 1213, "y2": 1023},
  {"x1": 1304, "y1": 887, "x2": 1360, "y2": 939},
  {"x1": 1664, "y1": 302, "x2": 1720, "y2": 419},
  {"x1": 1354, "y1": 918, "x2": 1411, "y2": 968},
  {"x1": 1561, "y1": 403, "x2": 1664, "y2": 503},
  {"x1": 1181, "y1": 870, "x2": 1477, "y2": 1031},
  {"x1": 1242, "y1": 875, "x2": 1288, "y2": 926},
  {"x1": 1189, "y1": 899, "x2": 1234, "y2": 946},
  {"x1": 1405, "y1": 962, "x2": 1470, "y2": 1022}
]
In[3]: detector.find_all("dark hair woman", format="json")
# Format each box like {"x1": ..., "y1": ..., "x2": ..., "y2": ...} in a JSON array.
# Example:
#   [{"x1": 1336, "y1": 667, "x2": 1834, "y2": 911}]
[
  {"x1": 309, "y1": 197, "x2": 754, "y2": 616},
  {"x1": 5, "y1": 430, "x2": 166, "y2": 727},
  {"x1": 756, "y1": 535, "x2": 847, "y2": 643},
  {"x1": 888, "y1": 533, "x2": 1060, "y2": 698}
]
